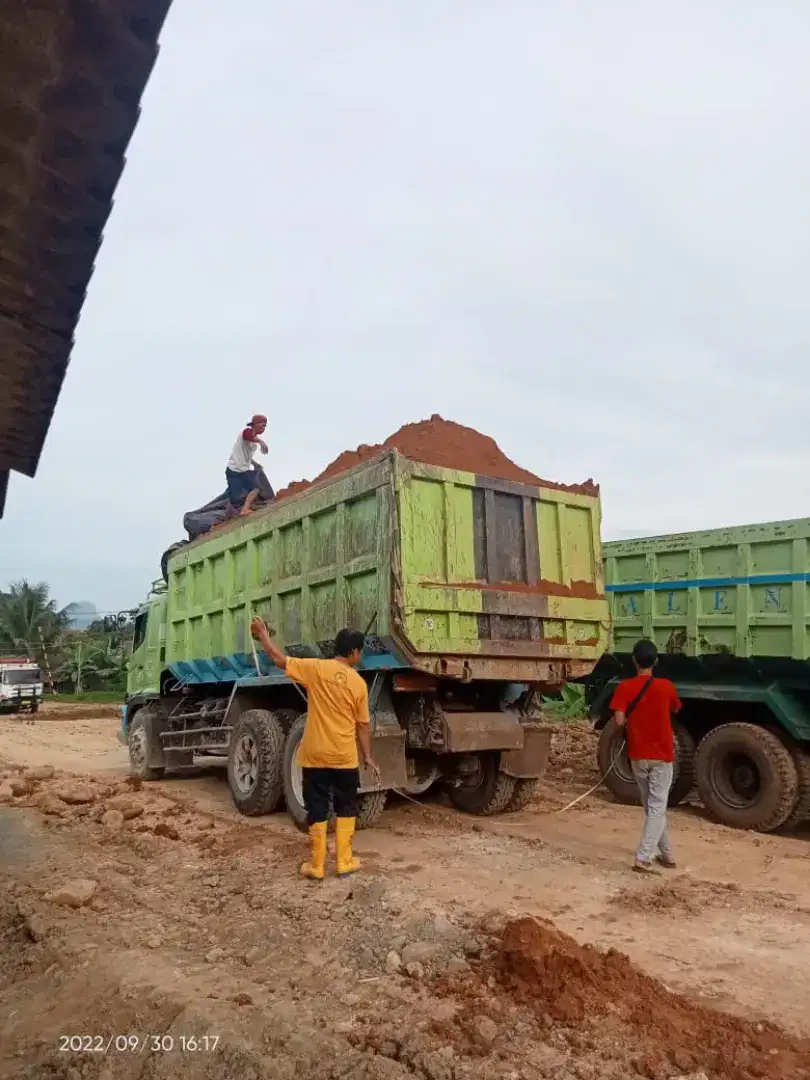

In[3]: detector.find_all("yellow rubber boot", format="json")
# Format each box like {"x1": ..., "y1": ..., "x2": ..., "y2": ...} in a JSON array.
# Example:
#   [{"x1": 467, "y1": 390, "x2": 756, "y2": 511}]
[
  {"x1": 300, "y1": 821, "x2": 327, "y2": 881},
  {"x1": 336, "y1": 817, "x2": 361, "y2": 878}
]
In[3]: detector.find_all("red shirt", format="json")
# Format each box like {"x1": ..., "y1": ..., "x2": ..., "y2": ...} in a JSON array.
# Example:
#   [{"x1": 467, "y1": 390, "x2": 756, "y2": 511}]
[{"x1": 609, "y1": 675, "x2": 681, "y2": 762}]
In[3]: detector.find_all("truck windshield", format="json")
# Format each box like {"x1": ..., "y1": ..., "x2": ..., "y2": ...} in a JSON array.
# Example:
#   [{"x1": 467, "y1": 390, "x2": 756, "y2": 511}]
[{"x1": 3, "y1": 669, "x2": 41, "y2": 685}]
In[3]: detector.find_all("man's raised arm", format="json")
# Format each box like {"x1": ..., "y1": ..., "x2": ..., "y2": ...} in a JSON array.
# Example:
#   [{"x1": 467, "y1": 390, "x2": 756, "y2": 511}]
[{"x1": 250, "y1": 617, "x2": 287, "y2": 669}]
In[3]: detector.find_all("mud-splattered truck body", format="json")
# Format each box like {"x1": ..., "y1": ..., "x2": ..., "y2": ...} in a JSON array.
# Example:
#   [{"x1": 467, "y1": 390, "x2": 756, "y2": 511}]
[
  {"x1": 125, "y1": 450, "x2": 608, "y2": 825},
  {"x1": 586, "y1": 517, "x2": 810, "y2": 832}
]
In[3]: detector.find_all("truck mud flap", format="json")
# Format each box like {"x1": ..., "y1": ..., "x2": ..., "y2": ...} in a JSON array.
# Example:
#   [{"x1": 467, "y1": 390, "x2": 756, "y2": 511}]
[
  {"x1": 361, "y1": 685, "x2": 408, "y2": 793},
  {"x1": 500, "y1": 726, "x2": 552, "y2": 779},
  {"x1": 442, "y1": 712, "x2": 524, "y2": 754},
  {"x1": 360, "y1": 730, "x2": 407, "y2": 793}
]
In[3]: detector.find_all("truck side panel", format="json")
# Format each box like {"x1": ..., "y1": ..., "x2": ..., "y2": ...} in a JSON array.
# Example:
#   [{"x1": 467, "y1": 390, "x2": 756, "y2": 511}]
[
  {"x1": 605, "y1": 517, "x2": 810, "y2": 660},
  {"x1": 166, "y1": 458, "x2": 395, "y2": 681}
]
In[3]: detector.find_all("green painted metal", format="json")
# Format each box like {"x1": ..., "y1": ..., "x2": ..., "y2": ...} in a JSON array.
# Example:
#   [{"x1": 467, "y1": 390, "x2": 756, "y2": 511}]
[
  {"x1": 605, "y1": 517, "x2": 810, "y2": 661},
  {"x1": 157, "y1": 452, "x2": 607, "y2": 678},
  {"x1": 128, "y1": 585, "x2": 167, "y2": 696}
]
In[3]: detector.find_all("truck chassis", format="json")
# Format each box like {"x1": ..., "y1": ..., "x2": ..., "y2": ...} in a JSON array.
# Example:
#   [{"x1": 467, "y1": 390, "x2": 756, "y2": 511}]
[{"x1": 123, "y1": 672, "x2": 551, "y2": 828}]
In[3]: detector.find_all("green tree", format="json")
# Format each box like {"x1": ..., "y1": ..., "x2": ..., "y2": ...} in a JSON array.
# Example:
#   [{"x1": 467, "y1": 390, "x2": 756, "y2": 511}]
[
  {"x1": 0, "y1": 580, "x2": 73, "y2": 655},
  {"x1": 56, "y1": 638, "x2": 129, "y2": 693}
]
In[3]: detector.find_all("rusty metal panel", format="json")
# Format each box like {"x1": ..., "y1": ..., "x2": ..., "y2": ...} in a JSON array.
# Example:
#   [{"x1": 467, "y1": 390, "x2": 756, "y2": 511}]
[
  {"x1": 396, "y1": 457, "x2": 609, "y2": 676},
  {"x1": 500, "y1": 726, "x2": 552, "y2": 779},
  {"x1": 442, "y1": 712, "x2": 524, "y2": 753}
]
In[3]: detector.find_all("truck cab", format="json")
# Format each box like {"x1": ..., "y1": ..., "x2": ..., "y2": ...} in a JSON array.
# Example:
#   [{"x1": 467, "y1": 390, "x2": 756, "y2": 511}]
[
  {"x1": 0, "y1": 657, "x2": 43, "y2": 713},
  {"x1": 122, "y1": 584, "x2": 167, "y2": 739}
]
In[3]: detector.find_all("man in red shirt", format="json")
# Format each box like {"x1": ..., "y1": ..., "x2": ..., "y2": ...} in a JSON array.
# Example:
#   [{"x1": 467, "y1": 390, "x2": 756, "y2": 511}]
[{"x1": 610, "y1": 639, "x2": 681, "y2": 873}]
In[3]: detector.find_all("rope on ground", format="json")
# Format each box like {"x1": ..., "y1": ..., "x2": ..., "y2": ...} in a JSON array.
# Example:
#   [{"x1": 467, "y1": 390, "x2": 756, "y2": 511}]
[{"x1": 551, "y1": 758, "x2": 617, "y2": 814}]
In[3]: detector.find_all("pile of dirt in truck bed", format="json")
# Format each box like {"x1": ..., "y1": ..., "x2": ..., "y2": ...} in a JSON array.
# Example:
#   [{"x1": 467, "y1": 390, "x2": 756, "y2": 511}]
[
  {"x1": 276, "y1": 416, "x2": 598, "y2": 501},
  {"x1": 465, "y1": 916, "x2": 810, "y2": 1080}
]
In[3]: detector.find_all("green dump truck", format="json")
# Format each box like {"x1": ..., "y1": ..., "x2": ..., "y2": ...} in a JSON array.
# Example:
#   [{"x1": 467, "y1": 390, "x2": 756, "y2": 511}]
[
  {"x1": 124, "y1": 450, "x2": 608, "y2": 826},
  {"x1": 586, "y1": 517, "x2": 810, "y2": 832}
]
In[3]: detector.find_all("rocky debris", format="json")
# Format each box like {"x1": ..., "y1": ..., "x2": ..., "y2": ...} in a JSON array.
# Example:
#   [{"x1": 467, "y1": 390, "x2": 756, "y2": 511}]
[
  {"x1": 44, "y1": 879, "x2": 97, "y2": 909},
  {"x1": 472, "y1": 1016, "x2": 499, "y2": 1049},
  {"x1": 105, "y1": 795, "x2": 144, "y2": 820},
  {"x1": 101, "y1": 809, "x2": 125, "y2": 831},
  {"x1": 23, "y1": 912, "x2": 47, "y2": 943},
  {"x1": 385, "y1": 950, "x2": 402, "y2": 973},
  {"x1": 432, "y1": 911, "x2": 456, "y2": 940},
  {"x1": 54, "y1": 781, "x2": 96, "y2": 805},
  {"x1": 446, "y1": 956, "x2": 470, "y2": 976},
  {"x1": 7, "y1": 777, "x2": 31, "y2": 797},
  {"x1": 404, "y1": 961, "x2": 425, "y2": 980},
  {"x1": 24, "y1": 765, "x2": 55, "y2": 781},
  {"x1": 37, "y1": 793, "x2": 68, "y2": 816},
  {"x1": 153, "y1": 821, "x2": 180, "y2": 840},
  {"x1": 0, "y1": 783, "x2": 15, "y2": 803},
  {"x1": 401, "y1": 941, "x2": 442, "y2": 967}
]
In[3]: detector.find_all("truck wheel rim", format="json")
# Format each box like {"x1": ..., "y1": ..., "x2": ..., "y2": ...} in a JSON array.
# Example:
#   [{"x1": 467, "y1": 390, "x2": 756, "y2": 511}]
[
  {"x1": 717, "y1": 752, "x2": 760, "y2": 808},
  {"x1": 291, "y1": 748, "x2": 304, "y2": 807},
  {"x1": 130, "y1": 726, "x2": 147, "y2": 772},
  {"x1": 233, "y1": 734, "x2": 259, "y2": 794}
]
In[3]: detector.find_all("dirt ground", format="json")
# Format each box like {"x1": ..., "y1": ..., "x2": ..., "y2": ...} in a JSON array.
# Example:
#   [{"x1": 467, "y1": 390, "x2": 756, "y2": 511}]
[{"x1": 2, "y1": 710, "x2": 810, "y2": 1080}]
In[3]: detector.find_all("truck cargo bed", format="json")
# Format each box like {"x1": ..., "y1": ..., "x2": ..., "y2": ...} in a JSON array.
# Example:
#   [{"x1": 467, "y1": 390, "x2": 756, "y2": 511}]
[{"x1": 165, "y1": 451, "x2": 608, "y2": 686}]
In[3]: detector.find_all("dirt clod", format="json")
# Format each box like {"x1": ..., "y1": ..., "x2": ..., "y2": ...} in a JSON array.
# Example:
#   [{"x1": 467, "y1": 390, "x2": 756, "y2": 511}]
[
  {"x1": 44, "y1": 878, "x2": 97, "y2": 909},
  {"x1": 24, "y1": 765, "x2": 55, "y2": 781},
  {"x1": 54, "y1": 782, "x2": 96, "y2": 805},
  {"x1": 153, "y1": 821, "x2": 180, "y2": 840},
  {"x1": 101, "y1": 809, "x2": 125, "y2": 831}
]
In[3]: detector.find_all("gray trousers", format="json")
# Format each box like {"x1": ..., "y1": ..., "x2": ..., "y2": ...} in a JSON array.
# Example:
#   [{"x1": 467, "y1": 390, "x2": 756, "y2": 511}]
[{"x1": 631, "y1": 759, "x2": 674, "y2": 863}]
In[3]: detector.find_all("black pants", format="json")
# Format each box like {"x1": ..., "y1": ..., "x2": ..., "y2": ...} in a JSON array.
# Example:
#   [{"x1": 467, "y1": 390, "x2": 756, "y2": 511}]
[{"x1": 302, "y1": 767, "x2": 359, "y2": 826}]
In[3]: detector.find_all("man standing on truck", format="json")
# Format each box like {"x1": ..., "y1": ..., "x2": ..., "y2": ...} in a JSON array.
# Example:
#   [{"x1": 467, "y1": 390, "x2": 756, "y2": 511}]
[
  {"x1": 611, "y1": 640, "x2": 681, "y2": 874},
  {"x1": 226, "y1": 414, "x2": 268, "y2": 516},
  {"x1": 249, "y1": 617, "x2": 380, "y2": 881}
]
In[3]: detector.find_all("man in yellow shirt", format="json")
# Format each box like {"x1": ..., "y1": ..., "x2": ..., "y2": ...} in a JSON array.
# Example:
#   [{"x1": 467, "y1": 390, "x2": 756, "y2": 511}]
[{"x1": 249, "y1": 618, "x2": 379, "y2": 881}]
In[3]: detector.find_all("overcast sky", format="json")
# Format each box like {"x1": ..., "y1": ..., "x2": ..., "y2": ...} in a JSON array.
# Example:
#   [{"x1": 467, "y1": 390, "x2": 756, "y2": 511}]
[{"x1": 3, "y1": 1, "x2": 810, "y2": 612}]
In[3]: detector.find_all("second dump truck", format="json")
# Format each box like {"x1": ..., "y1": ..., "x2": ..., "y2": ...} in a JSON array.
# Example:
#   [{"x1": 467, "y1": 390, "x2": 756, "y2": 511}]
[
  {"x1": 586, "y1": 516, "x2": 810, "y2": 832},
  {"x1": 124, "y1": 449, "x2": 608, "y2": 826}
]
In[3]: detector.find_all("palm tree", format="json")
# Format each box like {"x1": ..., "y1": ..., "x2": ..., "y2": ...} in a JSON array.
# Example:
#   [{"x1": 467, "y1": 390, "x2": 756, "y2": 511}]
[{"x1": 0, "y1": 580, "x2": 73, "y2": 657}]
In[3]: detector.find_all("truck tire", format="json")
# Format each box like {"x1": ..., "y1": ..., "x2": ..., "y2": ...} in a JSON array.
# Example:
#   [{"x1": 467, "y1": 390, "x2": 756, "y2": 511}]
[
  {"x1": 273, "y1": 708, "x2": 300, "y2": 736},
  {"x1": 283, "y1": 716, "x2": 387, "y2": 832},
  {"x1": 284, "y1": 716, "x2": 312, "y2": 832},
  {"x1": 782, "y1": 744, "x2": 810, "y2": 830},
  {"x1": 128, "y1": 707, "x2": 165, "y2": 781},
  {"x1": 598, "y1": 719, "x2": 696, "y2": 807},
  {"x1": 504, "y1": 777, "x2": 542, "y2": 813},
  {"x1": 228, "y1": 709, "x2": 285, "y2": 816},
  {"x1": 356, "y1": 791, "x2": 388, "y2": 829},
  {"x1": 448, "y1": 754, "x2": 517, "y2": 816},
  {"x1": 695, "y1": 723, "x2": 799, "y2": 832}
]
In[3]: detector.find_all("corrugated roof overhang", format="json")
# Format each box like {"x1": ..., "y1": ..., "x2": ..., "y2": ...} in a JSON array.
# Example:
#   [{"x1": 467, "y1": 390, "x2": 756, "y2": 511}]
[{"x1": 0, "y1": 0, "x2": 172, "y2": 515}]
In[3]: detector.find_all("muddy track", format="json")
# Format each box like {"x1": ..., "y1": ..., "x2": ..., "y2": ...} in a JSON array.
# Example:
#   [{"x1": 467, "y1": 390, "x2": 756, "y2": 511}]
[{"x1": 1, "y1": 715, "x2": 810, "y2": 1079}]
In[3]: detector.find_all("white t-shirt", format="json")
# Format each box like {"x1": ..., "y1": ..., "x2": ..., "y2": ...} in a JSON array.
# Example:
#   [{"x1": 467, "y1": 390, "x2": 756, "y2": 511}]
[{"x1": 227, "y1": 428, "x2": 259, "y2": 473}]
